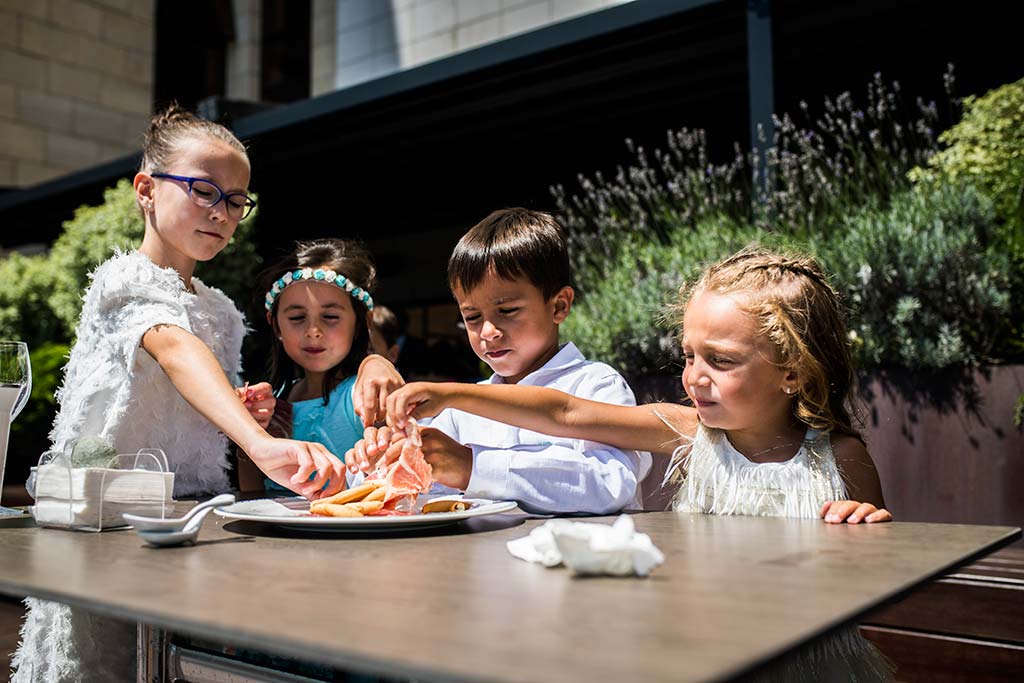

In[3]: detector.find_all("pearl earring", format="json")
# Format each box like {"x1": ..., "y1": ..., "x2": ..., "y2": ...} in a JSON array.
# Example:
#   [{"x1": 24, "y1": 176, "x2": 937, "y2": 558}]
[{"x1": 784, "y1": 387, "x2": 793, "y2": 395}]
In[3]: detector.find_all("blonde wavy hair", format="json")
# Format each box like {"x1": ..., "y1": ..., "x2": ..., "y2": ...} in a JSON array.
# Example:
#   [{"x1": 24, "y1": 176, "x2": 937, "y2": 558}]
[{"x1": 675, "y1": 246, "x2": 862, "y2": 439}]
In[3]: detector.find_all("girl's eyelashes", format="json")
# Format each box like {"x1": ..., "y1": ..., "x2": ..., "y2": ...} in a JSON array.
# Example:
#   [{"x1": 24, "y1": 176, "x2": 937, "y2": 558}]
[
  {"x1": 463, "y1": 314, "x2": 481, "y2": 323},
  {"x1": 682, "y1": 352, "x2": 732, "y2": 367},
  {"x1": 498, "y1": 307, "x2": 519, "y2": 315}
]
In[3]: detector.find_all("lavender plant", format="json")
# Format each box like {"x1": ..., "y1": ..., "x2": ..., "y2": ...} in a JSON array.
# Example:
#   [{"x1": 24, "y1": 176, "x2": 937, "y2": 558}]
[
  {"x1": 554, "y1": 70, "x2": 949, "y2": 264},
  {"x1": 554, "y1": 68, "x2": 1022, "y2": 376}
]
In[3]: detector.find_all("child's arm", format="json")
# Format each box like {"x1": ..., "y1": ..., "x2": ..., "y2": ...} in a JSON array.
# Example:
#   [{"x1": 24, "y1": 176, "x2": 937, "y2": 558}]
[
  {"x1": 141, "y1": 324, "x2": 346, "y2": 498},
  {"x1": 821, "y1": 435, "x2": 892, "y2": 524},
  {"x1": 387, "y1": 382, "x2": 693, "y2": 455},
  {"x1": 353, "y1": 354, "x2": 405, "y2": 427}
]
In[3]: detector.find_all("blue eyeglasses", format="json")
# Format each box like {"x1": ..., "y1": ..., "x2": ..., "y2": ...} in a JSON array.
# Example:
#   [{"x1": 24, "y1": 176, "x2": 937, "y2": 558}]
[{"x1": 151, "y1": 173, "x2": 257, "y2": 220}]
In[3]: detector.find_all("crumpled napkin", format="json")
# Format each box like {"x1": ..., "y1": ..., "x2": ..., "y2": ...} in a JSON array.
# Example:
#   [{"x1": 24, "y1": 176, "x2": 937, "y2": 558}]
[{"x1": 507, "y1": 515, "x2": 664, "y2": 576}]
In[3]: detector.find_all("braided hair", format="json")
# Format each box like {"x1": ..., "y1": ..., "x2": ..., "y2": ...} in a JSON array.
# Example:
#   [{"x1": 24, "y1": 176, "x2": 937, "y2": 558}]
[{"x1": 674, "y1": 246, "x2": 862, "y2": 439}]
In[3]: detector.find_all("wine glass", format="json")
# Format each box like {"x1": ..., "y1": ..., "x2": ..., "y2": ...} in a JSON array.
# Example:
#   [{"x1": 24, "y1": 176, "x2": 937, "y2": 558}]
[{"x1": 0, "y1": 341, "x2": 31, "y2": 516}]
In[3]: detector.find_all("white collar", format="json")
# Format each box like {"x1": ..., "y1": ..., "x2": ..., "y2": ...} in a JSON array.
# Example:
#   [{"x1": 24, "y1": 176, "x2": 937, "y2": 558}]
[{"x1": 487, "y1": 342, "x2": 585, "y2": 386}]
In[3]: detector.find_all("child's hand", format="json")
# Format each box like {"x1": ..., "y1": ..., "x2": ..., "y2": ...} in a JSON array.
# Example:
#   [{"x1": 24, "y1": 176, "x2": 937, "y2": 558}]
[
  {"x1": 419, "y1": 427, "x2": 473, "y2": 490},
  {"x1": 386, "y1": 382, "x2": 452, "y2": 429},
  {"x1": 344, "y1": 426, "x2": 396, "y2": 474},
  {"x1": 354, "y1": 355, "x2": 405, "y2": 427},
  {"x1": 363, "y1": 427, "x2": 472, "y2": 490},
  {"x1": 247, "y1": 436, "x2": 347, "y2": 500},
  {"x1": 820, "y1": 500, "x2": 892, "y2": 524},
  {"x1": 236, "y1": 381, "x2": 275, "y2": 429}
]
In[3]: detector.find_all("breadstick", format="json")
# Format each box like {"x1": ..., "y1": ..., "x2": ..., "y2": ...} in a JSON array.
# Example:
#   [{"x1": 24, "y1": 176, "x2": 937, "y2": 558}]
[
  {"x1": 310, "y1": 503, "x2": 363, "y2": 517},
  {"x1": 364, "y1": 486, "x2": 387, "y2": 503},
  {"x1": 314, "y1": 481, "x2": 382, "y2": 506},
  {"x1": 346, "y1": 500, "x2": 383, "y2": 514}
]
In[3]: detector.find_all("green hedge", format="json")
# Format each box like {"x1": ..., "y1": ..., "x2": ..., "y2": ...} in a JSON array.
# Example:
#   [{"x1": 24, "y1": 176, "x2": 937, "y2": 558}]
[{"x1": 555, "y1": 73, "x2": 1024, "y2": 379}]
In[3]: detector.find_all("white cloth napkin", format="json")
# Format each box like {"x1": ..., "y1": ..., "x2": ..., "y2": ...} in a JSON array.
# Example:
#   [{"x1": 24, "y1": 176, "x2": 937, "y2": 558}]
[{"x1": 507, "y1": 515, "x2": 664, "y2": 576}]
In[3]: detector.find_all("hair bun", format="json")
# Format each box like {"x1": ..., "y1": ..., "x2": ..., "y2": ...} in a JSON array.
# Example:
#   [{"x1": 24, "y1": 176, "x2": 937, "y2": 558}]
[
  {"x1": 139, "y1": 101, "x2": 247, "y2": 173},
  {"x1": 145, "y1": 101, "x2": 196, "y2": 142}
]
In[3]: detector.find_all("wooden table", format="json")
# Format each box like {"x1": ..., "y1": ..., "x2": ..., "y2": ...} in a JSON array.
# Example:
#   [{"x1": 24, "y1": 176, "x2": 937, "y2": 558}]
[{"x1": 0, "y1": 508, "x2": 1018, "y2": 683}]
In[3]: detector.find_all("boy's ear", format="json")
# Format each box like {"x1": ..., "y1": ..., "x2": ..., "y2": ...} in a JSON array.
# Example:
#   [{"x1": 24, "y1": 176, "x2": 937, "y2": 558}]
[{"x1": 551, "y1": 286, "x2": 575, "y2": 323}]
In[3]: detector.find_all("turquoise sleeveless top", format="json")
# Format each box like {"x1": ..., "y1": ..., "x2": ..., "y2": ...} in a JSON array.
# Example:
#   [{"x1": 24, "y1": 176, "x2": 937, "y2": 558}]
[{"x1": 264, "y1": 374, "x2": 362, "y2": 493}]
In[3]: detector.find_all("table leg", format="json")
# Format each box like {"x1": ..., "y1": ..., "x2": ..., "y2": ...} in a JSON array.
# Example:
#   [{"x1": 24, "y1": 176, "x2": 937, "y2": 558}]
[{"x1": 137, "y1": 622, "x2": 169, "y2": 683}]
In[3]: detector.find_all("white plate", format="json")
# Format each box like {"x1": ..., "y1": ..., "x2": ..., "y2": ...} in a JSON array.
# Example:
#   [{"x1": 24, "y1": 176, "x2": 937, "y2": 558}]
[{"x1": 214, "y1": 495, "x2": 518, "y2": 531}]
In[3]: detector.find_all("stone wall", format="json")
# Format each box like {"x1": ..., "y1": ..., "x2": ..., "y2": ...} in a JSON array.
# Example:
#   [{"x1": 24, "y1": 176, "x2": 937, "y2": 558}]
[
  {"x1": 330, "y1": 0, "x2": 632, "y2": 90},
  {"x1": 0, "y1": 0, "x2": 155, "y2": 187}
]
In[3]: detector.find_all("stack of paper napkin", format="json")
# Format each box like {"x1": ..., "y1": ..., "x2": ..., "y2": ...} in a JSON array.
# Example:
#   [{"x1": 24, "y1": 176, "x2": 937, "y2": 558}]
[
  {"x1": 507, "y1": 515, "x2": 664, "y2": 576},
  {"x1": 31, "y1": 463, "x2": 174, "y2": 531}
]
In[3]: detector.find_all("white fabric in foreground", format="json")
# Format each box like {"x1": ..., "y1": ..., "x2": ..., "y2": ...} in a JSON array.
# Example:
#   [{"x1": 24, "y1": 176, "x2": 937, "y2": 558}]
[{"x1": 507, "y1": 515, "x2": 664, "y2": 576}]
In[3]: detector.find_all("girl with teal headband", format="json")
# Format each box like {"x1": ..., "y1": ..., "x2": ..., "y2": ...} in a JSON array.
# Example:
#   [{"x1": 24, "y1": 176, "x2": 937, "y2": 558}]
[{"x1": 243, "y1": 239, "x2": 380, "y2": 493}]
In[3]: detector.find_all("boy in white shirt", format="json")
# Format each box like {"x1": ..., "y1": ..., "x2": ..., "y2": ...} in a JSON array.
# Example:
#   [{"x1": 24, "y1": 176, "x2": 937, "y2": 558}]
[{"x1": 347, "y1": 208, "x2": 650, "y2": 513}]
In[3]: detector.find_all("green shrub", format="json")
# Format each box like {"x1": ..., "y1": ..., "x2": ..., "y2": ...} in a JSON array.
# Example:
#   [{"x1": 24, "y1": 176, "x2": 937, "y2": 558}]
[
  {"x1": 913, "y1": 77, "x2": 1024, "y2": 226},
  {"x1": 46, "y1": 180, "x2": 146, "y2": 337},
  {"x1": 910, "y1": 77, "x2": 1024, "y2": 360},
  {"x1": 563, "y1": 217, "x2": 764, "y2": 376},
  {"x1": 816, "y1": 185, "x2": 1014, "y2": 369},
  {"x1": 0, "y1": 251, "x2": 61, "y2": 350}
]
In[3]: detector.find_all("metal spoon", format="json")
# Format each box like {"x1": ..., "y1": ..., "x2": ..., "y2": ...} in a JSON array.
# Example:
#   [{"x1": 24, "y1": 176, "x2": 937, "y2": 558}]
[{"x1": 123, "y1": 493, "x2": 235, "y2": 533}]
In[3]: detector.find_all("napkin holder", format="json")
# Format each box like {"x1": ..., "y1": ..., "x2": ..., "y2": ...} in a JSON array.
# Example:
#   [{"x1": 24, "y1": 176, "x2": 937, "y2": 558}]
[{"x1": 28, "y1": 447, "x2": 174, "y2": 532}]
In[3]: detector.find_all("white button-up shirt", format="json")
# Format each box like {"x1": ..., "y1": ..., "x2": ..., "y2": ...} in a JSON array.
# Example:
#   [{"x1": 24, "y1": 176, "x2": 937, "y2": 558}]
[{"x1": 429, "y1": 342, "x2": 652, "y2": 514}]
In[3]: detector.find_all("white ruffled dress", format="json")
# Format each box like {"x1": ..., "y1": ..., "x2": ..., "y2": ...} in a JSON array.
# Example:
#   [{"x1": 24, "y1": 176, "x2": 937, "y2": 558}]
[
  {"x1": 10, "y1": 250, "x2": 246, "y2": 682},
  {"x1": 674, "y1": 423, "x2": 893, "y2": 682}
]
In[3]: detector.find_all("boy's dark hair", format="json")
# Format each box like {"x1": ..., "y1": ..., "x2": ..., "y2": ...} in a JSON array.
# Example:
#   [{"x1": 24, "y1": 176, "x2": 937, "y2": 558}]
[
  {"x1": 259, "y1": 239, "x2": 376, "y2": 404},
  {"x1": 447, "y1": 208, "x2": 572, "y2": 299}
]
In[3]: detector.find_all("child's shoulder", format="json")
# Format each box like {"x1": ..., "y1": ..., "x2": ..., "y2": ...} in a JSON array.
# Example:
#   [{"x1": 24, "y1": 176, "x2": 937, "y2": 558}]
[
  {"x1": 191, "y1": 277, "x2": 243, "y2": 316},
  {"x1": 560, "y1": 344, "x2": 628, "y2": 381},
  {"x1": 89, "y1": 250, "x2": 183, "y2": 295},
  {"x1": 544, "y1": 356, "x2": 627, "y2": 397},
  {"x1": 829, "y1": 433, "x2": 872, "y2": 465}
]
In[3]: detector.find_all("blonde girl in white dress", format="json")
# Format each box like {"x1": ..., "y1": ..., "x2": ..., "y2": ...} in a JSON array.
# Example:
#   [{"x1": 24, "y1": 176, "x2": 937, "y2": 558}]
[
  {"x1": 385, "y1": 247, "x2": 894, "y2": 680},
  {"x1": 9, "y1": 105, "x2": 359, "y2": 682}
]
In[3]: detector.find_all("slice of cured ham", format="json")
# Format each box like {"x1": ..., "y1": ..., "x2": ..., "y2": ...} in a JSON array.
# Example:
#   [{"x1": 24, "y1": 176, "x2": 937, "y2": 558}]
[{"x1": 368, "y1": 421, "x2": 433, "y2": 514}]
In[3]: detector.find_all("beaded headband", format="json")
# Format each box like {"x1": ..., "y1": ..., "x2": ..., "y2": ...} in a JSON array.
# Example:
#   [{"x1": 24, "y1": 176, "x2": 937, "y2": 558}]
[{"x1": 264, "y1": 267, "x2": 374, "y2": 312}]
